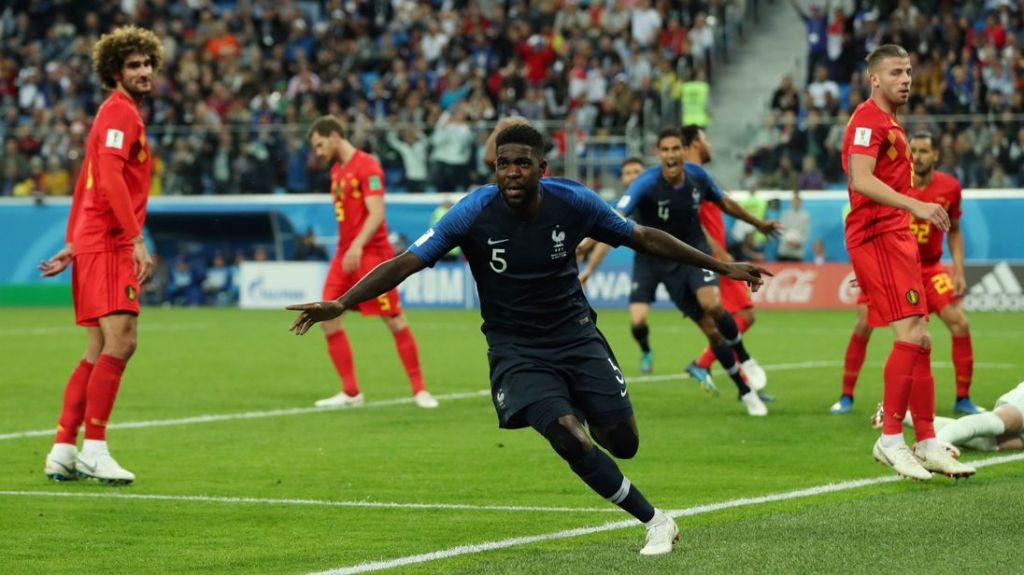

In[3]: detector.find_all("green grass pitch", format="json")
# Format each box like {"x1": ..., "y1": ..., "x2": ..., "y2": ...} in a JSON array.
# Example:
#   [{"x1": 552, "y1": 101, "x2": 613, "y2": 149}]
[{"x1": 1, "y1": 307, "x2": 1022, "y2": 574}]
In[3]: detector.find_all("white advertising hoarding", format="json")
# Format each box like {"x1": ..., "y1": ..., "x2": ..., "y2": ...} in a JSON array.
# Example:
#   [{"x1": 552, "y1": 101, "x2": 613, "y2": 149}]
[{"x1": 239, "y1": 262, "x2": 327, "y2": 309}]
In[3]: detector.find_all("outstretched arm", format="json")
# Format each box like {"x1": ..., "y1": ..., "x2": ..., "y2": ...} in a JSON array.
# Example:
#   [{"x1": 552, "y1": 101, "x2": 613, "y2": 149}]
[
  {"x1": 623, "y1": 225, "x2": 771, "y2": 290},
  {"x1": 718, "y1": 194, "x2": 783, "y2": 238},
  {"x1": 289, "y1": 251, "x2": 426, "y2": 334}
]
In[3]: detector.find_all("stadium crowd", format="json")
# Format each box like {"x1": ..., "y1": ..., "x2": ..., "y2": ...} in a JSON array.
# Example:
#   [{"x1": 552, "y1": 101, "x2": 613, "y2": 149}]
[
  {"x1": 4, "y1": 1, "x2": 1021, "y2": 199},
  {"x1": 748, "y1": 0, "x2": 1024, "y2": 190},
  {"x1": 1, "y1": 0, "x2": 747, "y2": 197}
]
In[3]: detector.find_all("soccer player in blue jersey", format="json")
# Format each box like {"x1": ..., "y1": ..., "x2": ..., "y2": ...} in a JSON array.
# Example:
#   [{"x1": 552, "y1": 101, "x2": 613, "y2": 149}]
[
  {"x1": 288, "y1": 124, "x2": 770, "y2": 555},
  {"x1": 587, "y1": 127, "x2": 781, "y2": 415}
]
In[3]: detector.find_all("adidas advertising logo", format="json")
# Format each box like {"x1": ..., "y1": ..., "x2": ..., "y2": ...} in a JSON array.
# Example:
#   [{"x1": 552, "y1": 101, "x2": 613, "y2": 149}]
[{"x1": 964, "y1": 262, "x2": 1024, "y2": 311}]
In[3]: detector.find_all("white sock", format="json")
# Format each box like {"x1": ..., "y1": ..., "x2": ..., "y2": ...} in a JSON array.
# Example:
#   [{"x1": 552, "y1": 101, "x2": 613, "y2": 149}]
[
  {"x1": 49, "y1": 443, "x2": 76, "y2": 457},
  {"x1": 645, "y1": 509, "x2": 667, "y2": 527},
  {"x1": 937, "y1": 412, "x2": 1006, "y2": 447},
  {"x1": 81, "y1": 439, "x2": 108, "y2": 455},
  {"x1": 916, "y1": 438, "x2": 939, "y2": 453},
  {"x1": 880, "y1": 433, "x2": 904, "y2": 448}
]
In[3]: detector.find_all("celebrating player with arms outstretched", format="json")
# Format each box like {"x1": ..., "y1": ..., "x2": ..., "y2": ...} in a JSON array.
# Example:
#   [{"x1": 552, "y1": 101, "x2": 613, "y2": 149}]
[
  {"x1": 40, "y1": 26, "x2": 162, "y2": 485},
  {"x1": 306, "y1": 116, "x2": 437, "y2": 409},
  {"x1": 289, "y1": 123, "x2": 770, "y2": 555},
  {"x1": 842, "y1": 44, "x2": 973, "y2": 480}
]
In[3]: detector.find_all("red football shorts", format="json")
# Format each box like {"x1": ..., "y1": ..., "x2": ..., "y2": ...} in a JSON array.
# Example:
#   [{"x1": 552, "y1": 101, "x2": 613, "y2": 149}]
[
  {"x1": 848, "y1": 230, "x2": 927, "y2": 327},
  {"x1": 920, "y1": 262, "x2": 959, "y2": 314},
  {"x1": 72, "y1": 249, "x2": 141, "y2": 327},
  {"x1": 719, "y1": 275, "x2": 753, "y2": 313},
  {"x1": 322, "y1": 247, "x2": 401, "y2": 316}
]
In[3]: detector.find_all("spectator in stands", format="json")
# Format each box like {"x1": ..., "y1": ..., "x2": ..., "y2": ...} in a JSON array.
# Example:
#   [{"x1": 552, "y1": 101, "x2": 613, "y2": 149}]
[
  {"x1": 791, "y1": 0, "x2": 830, "y2": 83},
  {"x1": 202, "y1": 253, "x2": 234, "y2": 306},
  {"x1": 386, "y1": 126, "x2": 429, "y2": 193},
  {"x1": 796, "y1": 155, "x2": 825, "y2": 190},
  {"x1": 430, "y1": 106, "x2": 476, "y2": 192},
  {"x1": 166, "y1": 257, "x2": 204, "y2": 306},
  {"x1": 293, "y1": 228, "x2": 328, "y2": 262},
  {"x1": 807, "y1": 64, "x2": 840, "y2": 110},
  {"x1": 777, "y1": 192, "x2": 811, "y2": 262},
  {"x1": 812, "y1": 239, "x2": 827, "y2": 265},
  {"x1": 764, "y1": 154, "x2": 799, "y2": 191}
]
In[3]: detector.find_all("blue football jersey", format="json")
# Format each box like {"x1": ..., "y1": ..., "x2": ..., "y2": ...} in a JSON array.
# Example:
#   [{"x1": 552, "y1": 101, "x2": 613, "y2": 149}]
[
  {"x1": 615, "y1": 164, "x2": 723, "y2": 253},
  {"x1": 409, "y1": 178, "x2": 634, "y2": 344}
]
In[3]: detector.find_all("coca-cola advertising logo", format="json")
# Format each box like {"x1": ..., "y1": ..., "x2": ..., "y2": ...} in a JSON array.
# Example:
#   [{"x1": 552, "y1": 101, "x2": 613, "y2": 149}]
[
  {"x1": 750, "y1": 263, "x2": 856, "y2": 309},
  {"x1": 838, "y1": 270, "x2": 861, "y2": 304},
  {"x1": 752, "y1": 268, "x2": 817, "y2": 304}
]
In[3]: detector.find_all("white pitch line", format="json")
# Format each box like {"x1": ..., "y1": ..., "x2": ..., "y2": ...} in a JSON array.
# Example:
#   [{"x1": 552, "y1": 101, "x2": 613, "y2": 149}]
[
  {"x1": 0, "y1": 390, "x2": 491, "y2": 441},
  {"x1": 1, "y1": 360, "x2": 1016, "y2": 442},
  {"x1": 311, "y1": 452, "x2": 1024, "y2": 575},
  {"x1": 0, "y1": 491, "x2": 618, "y2": 514}
]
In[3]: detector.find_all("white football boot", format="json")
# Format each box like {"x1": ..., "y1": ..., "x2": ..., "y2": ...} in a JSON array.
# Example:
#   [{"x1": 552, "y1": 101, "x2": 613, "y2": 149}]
[
  {"x1": 914, "y1": 442, "x2": 976, "y2": 478},
  {"x1": 872, "y1": 437, "x2": 931, "y2": 481},
  {"x1": 314, "y1": 392, "x2": 365, "y2": 408},
  {"x1": 740, "y1": 390, "x2": 768, "y2": 416},
  {"x1": 76, "y1": 447, "x2": 135, "y2": 485},
  {"x1": 44, "y1": 443, "x2": 78, "y2": 481},
  {"x1": 640, "y1": 510, "x2": 680, "y2": 556},
  {"x1": 740, "y1": 358, "x2": 767, "y2": 391},
  {"x1": 414, "y1": 391, "x2": 439, "y2": 408}
]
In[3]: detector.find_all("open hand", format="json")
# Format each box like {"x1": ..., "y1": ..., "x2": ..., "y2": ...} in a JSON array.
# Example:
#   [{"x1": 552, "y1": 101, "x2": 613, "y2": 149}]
[
  {"x1": 287, "y1": 301, "x2": 346, "y2": 335},
  {"x1": 758, "y1": 220, "x2": 784, "y2": 238},
  {"x1": 39, "y1": 244, "x2": 73, "y2": 277}
]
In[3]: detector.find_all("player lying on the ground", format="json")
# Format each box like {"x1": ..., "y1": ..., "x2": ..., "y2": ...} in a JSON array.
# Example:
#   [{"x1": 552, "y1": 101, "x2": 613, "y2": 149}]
[{"x1": 900, "y1": 381, "x2": 1024, "y2": 453}]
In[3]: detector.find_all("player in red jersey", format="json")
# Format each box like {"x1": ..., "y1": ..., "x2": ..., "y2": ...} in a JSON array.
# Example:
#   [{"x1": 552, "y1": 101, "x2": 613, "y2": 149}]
[
  {"x1": 842, "y1": 44, "x2": 973, "y2": 480},
  {"x1": 38, "y1": 26, "x2": 163, "y2": 485},
  {"x1": 832, "y1": 132, "x2": 981, "y2": 416},
  {"x1": 306, "y1": 116, "x2": 437, "y2": 409},
  {"x1": 680, "y1": 126, "x2": 767, "y2": 396}
]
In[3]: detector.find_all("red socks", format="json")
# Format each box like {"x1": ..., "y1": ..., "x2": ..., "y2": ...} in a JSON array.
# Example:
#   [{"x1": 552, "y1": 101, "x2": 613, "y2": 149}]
[
  {"x1": 393, "y1": 327, "x2": 425, "y2": 394},
  {"x1": 881, "y1": 342, "x2": 920, "y2": 435},
  {"x1": 952, "y1": 334, "x2": 973, "y2": 398},
  {"x1": 696, "y1": 312, "x2": 750, "y2": 370},
  {"x1": 842, "y1": 333, "x2": 870, "y2": 397},
  {"x1": 54, "y1": 360, "x2": 94, "y2": 444},
  {"x1": 909, "y1": 346, "x2": 936, "y2": 441},
  {"x1": 83, "y1": 354, "x2": 127, "y2": 441},
  {"x1": 326, "y1": 330, "x2": 360, "y2": 396}
]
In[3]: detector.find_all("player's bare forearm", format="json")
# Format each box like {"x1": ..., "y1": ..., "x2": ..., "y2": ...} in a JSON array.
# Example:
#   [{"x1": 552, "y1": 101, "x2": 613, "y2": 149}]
[
  {"x1": 289, "y1": 251, "x2": 426, "y2": 335},
  {"x1": 719, "y1": 195, "x2": 779, "y2": 235},
  {"x1": 949, "y1": 219, "x2": 964, "y2": 273},
  {"x1": 704, "y1": 228, "x2": 730, "y2": 260},
  {"x1": 581, "y1": 242, "x2": 612, "y2": 276},
  {"x1": 337, "y1": 250, "x2": 425, "y2": 309},
  {"x1": 848, "y1": 154, "x2": 914, "y2": 211},
  {"x1": 353, "y1": 196, "x2": 386, "y2": 249},
  {"x1": 626, "y1": 225, "x2": 729, "y2": 274}
]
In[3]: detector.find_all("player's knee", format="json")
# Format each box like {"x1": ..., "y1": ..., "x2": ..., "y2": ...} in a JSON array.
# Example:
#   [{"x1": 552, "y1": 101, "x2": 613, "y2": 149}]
[
  {"x1": 948, "y1": 317, "x2": 970, "y2": 337},
  {"x1": 602, "y1": 426, "x2": 639, "y2": 459},
  {"x1": 106, "y1": 333, "x2": 137, "y2": 359},
  {"x1": 543, "y1": 420, "x2": 593, "y2": 463}
]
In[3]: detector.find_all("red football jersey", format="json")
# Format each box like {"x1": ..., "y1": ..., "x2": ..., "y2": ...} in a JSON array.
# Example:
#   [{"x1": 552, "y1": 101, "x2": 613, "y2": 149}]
[
  {"x1": 841, "y1": 98, "x2": 913, "y2": 248},
  {"x1": 70, "y1": 90, "x2": 152, "y2": 253},
  {"x1": 699, "y1": 199, "x2": 726, "y2": 249},
  {"x1": 908, "y1": 171, "x2": 962, "y2": 265},
  {"x1": 329, "y1": 150, "x2": 391, "y2": 252}
]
